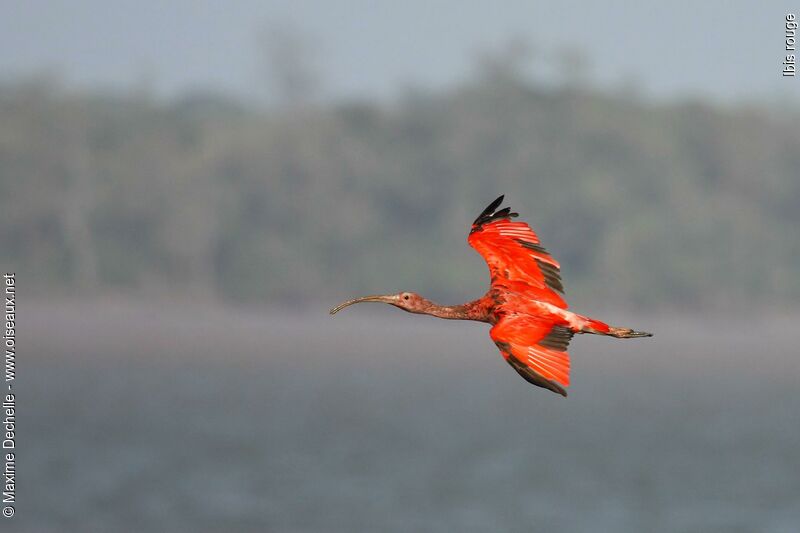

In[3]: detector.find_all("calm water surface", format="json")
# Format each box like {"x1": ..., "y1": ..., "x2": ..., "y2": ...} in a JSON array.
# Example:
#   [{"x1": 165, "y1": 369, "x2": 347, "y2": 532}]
[{"x1": 18, "y1": 303, "x2": 800, "y2": 532}]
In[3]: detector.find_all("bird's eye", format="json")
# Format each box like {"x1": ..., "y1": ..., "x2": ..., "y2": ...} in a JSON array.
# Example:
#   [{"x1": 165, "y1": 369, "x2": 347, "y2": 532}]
[{"x1": 403, "y1": 294, "x2": 410, "y2": 300}]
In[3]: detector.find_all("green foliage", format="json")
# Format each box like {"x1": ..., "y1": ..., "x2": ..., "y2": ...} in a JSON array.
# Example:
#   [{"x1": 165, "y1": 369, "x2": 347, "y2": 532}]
[{"x1": 1, "y1": 80, "x2": 798, "y2": 309}]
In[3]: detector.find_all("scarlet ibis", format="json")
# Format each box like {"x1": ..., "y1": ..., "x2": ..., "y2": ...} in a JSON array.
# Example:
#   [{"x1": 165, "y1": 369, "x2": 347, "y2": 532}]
[{"x1": 330, "y1": 195, "x2": 652, "y2": 396}]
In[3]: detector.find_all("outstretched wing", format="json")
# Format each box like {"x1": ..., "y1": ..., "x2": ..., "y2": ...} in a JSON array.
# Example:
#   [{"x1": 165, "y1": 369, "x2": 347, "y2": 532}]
[
  {"x1": 468, "y1": 195, "x2": 567, "y2": 309},
  {"x1": 490, "y1": 314, "x2": 574, "y2": 396}
]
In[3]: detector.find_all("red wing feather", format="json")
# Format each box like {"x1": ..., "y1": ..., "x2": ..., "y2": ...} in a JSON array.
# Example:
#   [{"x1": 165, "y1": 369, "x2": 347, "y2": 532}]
[
  {"x1": 469, "y1": 197, "x2": 575, "y2": 395},
  {"x1": 490, "y1": 314, "x2": 573, "y2": 396},
  {"x1": 468, "y1": 197, "x2": 567, "y2": 309}
]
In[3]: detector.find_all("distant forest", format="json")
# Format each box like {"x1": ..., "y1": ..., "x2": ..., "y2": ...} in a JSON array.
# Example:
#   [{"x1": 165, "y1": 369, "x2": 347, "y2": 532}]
[{"x1": 2, "y1": 73, "x2": 799, "y2": 310}]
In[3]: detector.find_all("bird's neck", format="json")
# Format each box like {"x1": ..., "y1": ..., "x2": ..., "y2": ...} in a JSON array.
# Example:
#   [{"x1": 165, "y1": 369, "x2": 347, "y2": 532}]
[{"x1": 419, "y1": 298, "x2": 492, "y2": 323}]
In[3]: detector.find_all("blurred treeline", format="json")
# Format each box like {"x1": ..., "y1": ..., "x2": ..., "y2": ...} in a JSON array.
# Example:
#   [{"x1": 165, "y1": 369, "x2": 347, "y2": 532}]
[{"x1": 2, "y1": 72, "x2": 799, "y2": 309}]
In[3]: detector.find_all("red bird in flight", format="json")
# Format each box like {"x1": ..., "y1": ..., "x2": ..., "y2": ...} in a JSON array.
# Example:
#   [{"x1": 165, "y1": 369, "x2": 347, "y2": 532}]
[{"x1": 330, "y1": 195, "x2": 652, "y2": 396}]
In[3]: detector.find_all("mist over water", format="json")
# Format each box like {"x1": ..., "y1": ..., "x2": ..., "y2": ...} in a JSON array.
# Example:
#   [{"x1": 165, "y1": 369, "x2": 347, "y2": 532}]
[{"x1": 21, "y1": 302, "x2": 800, "y2": 532}]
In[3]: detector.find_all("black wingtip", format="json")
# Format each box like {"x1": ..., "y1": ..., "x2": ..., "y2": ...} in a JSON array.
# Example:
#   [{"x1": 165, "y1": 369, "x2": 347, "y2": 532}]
[
  {"x1": 506, "y1": 353, "x2": 568, "y2": 397},
  {"x1": 488, "y1": 194, "x2": 504, "y2": 209},
  {"x1": 473, "y1": 195, "x2": 505, "y2": 225},
  {"x1": 472, "y1": 194, "x2": 517, "y2": 230}
]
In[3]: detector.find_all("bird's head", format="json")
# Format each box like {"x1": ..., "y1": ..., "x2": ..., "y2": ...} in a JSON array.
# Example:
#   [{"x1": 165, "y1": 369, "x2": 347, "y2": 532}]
[{"x1": 329, "y1": 291, "x2": 430, "y2": 315}]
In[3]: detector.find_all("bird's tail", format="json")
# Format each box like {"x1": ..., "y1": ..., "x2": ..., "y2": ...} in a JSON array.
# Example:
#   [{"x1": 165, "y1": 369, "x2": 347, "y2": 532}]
[{"x1": 579, "y1": 317, "x2": 653, "y2": 338}]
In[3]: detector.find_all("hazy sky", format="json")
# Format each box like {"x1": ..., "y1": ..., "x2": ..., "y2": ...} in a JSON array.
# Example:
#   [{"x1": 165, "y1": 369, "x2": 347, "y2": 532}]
[{"x1": 2, "y1": 0, "x2": 798, "y2": 103}]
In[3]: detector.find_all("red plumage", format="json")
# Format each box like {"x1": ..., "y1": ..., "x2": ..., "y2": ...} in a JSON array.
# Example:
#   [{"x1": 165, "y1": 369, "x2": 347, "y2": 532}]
[{"x1": 331, "y1": 195, "x2": 652, "y2": 396}]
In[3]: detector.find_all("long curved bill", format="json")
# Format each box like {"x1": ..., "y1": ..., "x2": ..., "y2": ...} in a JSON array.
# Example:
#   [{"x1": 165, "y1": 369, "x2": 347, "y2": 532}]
[{"x1": 329, "y1": 295, "x2": 392, "y2": 315}]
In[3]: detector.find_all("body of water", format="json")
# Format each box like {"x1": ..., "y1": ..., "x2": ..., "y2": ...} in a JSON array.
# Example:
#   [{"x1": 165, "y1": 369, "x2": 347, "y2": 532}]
[{"x1": 18, "y1": 302, "x2": 800, "y2": 532}]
